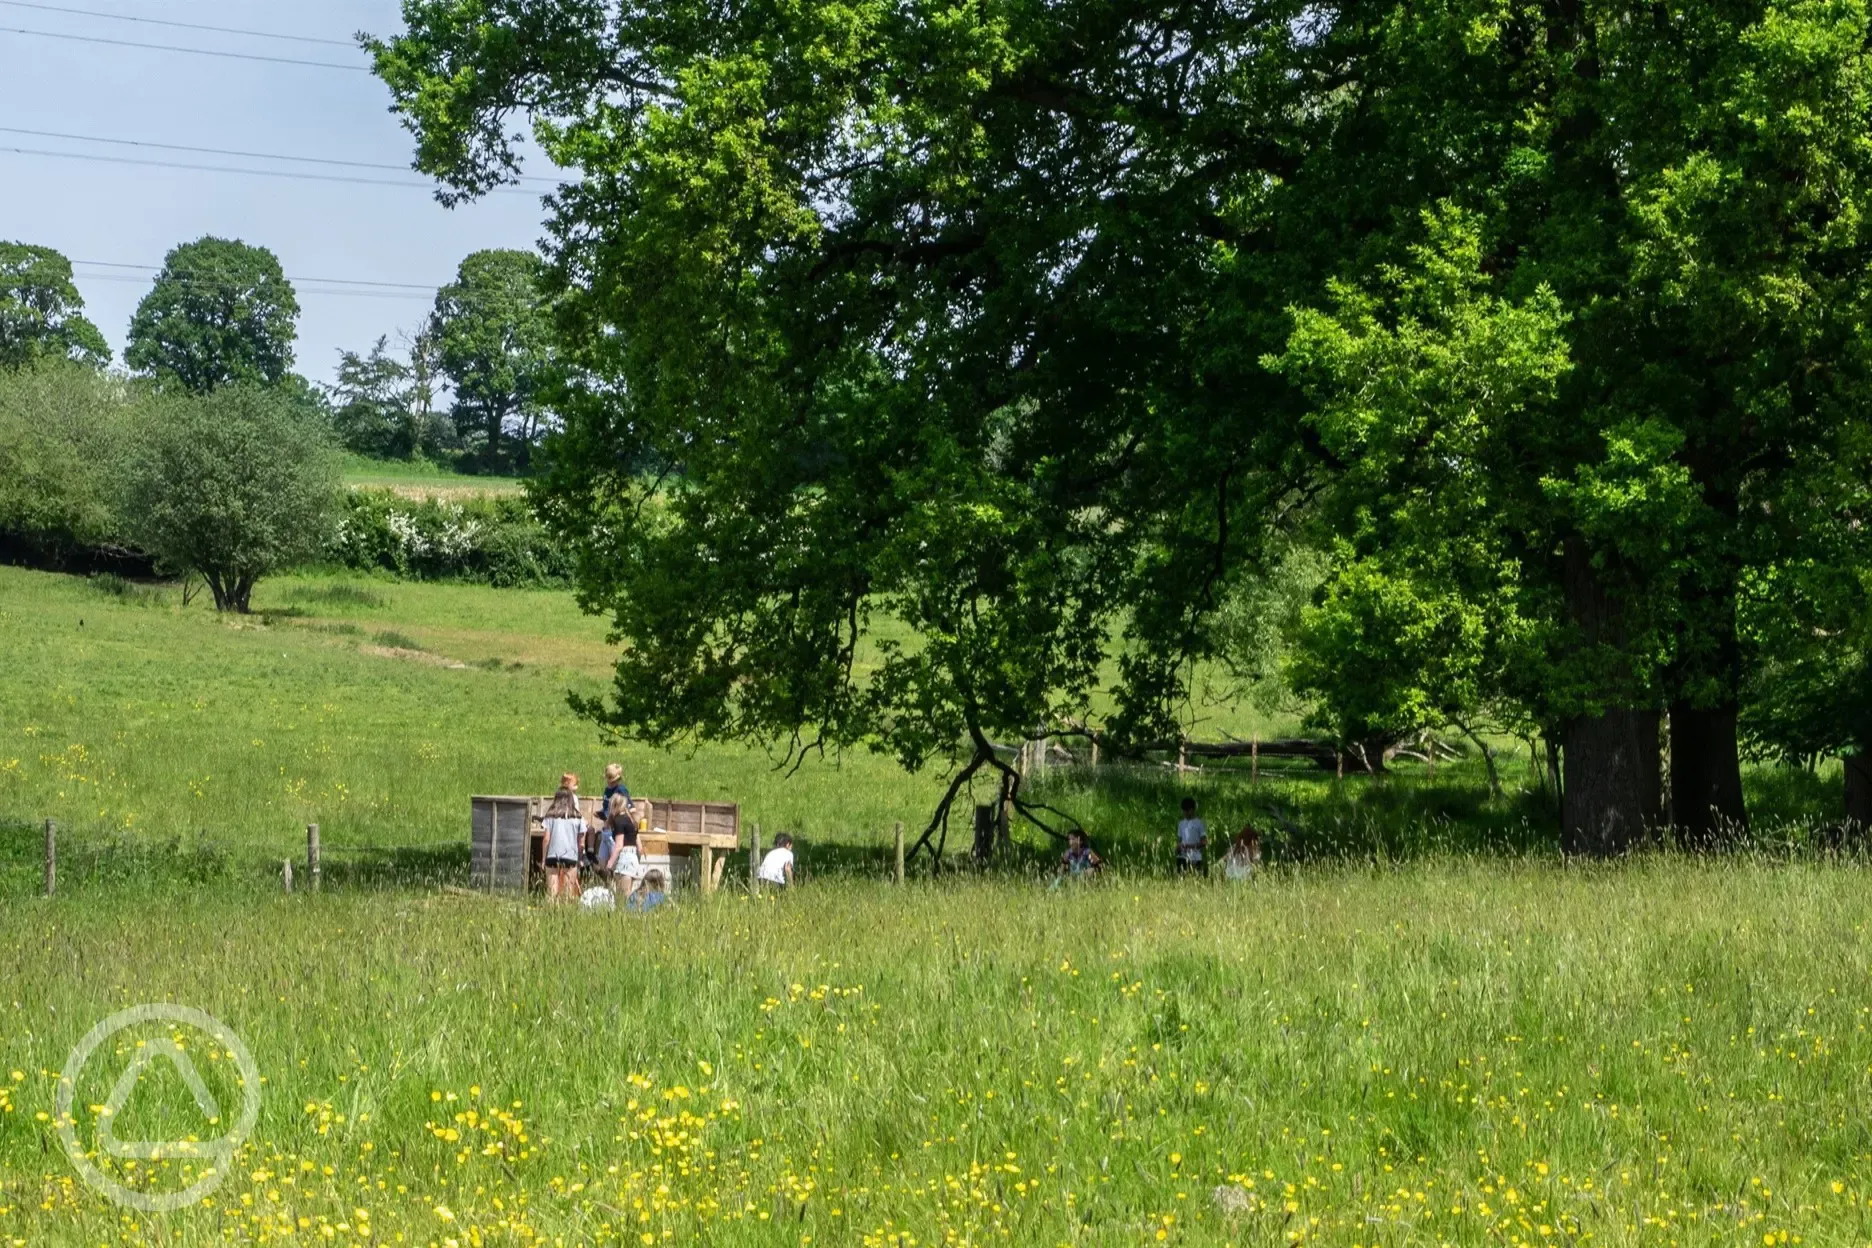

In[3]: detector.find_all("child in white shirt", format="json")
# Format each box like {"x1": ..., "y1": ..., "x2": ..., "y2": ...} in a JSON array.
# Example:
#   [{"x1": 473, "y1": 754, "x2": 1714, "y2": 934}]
[
  {"x1": 757, "y1": 833, "x2": 796, "y2": 887},
  {"x1": 1175, "y1": 797, "x2": 1208, "y2": 876}
]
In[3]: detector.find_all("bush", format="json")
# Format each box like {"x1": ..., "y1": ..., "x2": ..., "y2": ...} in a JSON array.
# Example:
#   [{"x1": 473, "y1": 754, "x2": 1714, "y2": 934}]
[
  {"x1": 327, "y1": 489, "x2": 569, "y2": 587},
  {"x1": 124, "y1": 385, "x2": 342, "y2": 612},
  {"x1": 0, "y1": 360, "x2": 139, "y2": 567}
]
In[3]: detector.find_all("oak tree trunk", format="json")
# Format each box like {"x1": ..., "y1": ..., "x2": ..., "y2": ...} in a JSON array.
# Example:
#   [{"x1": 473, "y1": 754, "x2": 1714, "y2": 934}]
[
  {"x1": 1669, "y1": 702, "x2": 1747, "y2": 845},
  {"x1": 1563, "y1": 708, "x2": 1659, "y2": 855},
  {"x1": 1560, "y1": 538, "x2": 1658, "y2": 852},
  {"x1": 1847, "y1": 750, "x2": 1872, "y2": 831}
]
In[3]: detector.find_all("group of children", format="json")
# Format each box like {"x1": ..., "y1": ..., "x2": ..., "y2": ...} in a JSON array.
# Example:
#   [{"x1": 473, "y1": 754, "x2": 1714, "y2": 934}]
[
  {"x1": 1057, "y1": 797, "x2": 1262, "y2": 881},
  {"x1": 538, "y1": 764, "x2": 801, "y2": 906},
  {"x1": 538, "y1": 765, "x2": 669, "y2": 910}
]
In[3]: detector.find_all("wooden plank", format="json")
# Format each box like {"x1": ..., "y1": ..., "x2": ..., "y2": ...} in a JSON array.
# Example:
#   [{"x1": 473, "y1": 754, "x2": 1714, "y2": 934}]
[{"x1": 699, "y1": 844, "x2": 715, "y2": 894}]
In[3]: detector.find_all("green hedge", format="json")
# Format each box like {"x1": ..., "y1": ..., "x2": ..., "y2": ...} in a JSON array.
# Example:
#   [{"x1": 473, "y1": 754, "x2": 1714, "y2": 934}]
[{"x1": 327, "y1": 490, "x2": 570, "y2": 587}]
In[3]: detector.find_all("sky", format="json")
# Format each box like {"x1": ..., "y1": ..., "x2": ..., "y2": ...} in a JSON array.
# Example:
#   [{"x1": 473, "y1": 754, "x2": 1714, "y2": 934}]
[{"x1": 0, "y1": 0, "x2": 559, "y2": 386}]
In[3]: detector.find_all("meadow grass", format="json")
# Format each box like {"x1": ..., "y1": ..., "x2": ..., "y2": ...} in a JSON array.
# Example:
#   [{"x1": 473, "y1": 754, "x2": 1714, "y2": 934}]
[
  {"x1": 4, "y1": 561, "x2": 1869, "y2": 1245},
  {"x1": 6, "y1": 862, "x2": 1872, "y2": 1244},
  {"x1": 338, "y1": 455, "x2": 525, "y2": 499}
]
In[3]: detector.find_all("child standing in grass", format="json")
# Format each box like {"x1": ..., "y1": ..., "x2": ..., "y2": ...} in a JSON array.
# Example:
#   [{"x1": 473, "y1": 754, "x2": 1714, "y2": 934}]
[
  {"x1": 542, "y1": 775, "x2": 584, "y2": 902},
  {"x1": 1175, "y1": 797, "x2": 1208, "y2": 876},
  {"x1": 593, "y1": 762, "x2": 633, "y2": 869}
]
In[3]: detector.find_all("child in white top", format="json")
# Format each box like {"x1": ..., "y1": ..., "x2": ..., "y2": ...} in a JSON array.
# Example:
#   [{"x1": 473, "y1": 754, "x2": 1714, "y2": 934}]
[
  {"x1": 1222, "y1": 825, "x2": 1261, "y2": 882},
  {"x1": 757, "y1": 833, "x2": 796, "y2": 887},
  {"x1": 604, "y1": 807, "x2": 646, "y2": 899},
  {"x1": 1175, "y1": 797, "x2": 1208, "y2": 875}
]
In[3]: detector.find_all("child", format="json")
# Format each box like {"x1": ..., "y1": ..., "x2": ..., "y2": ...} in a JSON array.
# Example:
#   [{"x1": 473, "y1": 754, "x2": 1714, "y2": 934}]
[
  {"x1": 595, "y1": 762, "x2": 636, "y2": 875},
  {"x1": 1059, "y1": 829, "x2": 1104, "y2": 879},
  {"x1": 1175, "y1": 797, "x2": 1208, "y2": 875},
  {"x1": 627, "y1": 869, "x2": 669, "y2": 912},
  {"x1": 1222, "y1": 825, "x2": 1261, "y2": 882},
  {"x1": 604, "y1": 806, "x2": 646, "y2": 898},
  {"x1": 757, "y1": 833, "x2": 795, "y2": 888},
  {"x1": 541, "y1": 775, "x2": 584, "y2": 902}
]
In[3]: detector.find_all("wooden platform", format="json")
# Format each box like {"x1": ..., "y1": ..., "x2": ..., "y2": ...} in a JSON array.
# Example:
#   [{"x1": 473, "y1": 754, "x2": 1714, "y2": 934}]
[{"x1": 470, "y1": 795, "x2": 740, "y2": 894}]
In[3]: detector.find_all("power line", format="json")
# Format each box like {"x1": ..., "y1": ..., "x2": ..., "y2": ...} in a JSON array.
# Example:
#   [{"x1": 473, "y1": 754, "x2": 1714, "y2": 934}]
[
  {"x1": 0, "y1": 1, "x2": 356, "y2": 47},
  {"x1": 0, "y1": 144, "x2": 543, "y2": 194},
  {"x1": 71, "y1": 258, "x2": 439, "y2": 292},
  {"x1": 0, "y1": 125, "x2": 562, "y2": 185},
  {"x1": 0, "y1": 23, "x2": 368, "y2": 69},
  {"x1": 69, "y1": 273, "x2": 437, "y2": 302}
]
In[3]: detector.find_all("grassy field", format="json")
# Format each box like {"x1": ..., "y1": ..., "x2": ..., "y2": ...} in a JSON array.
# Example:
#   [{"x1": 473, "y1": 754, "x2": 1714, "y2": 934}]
[
  {"x1": 339, "y1": 456, "x2": 526, "y2": 500},
  {"x1": 7, "y1": 864, "x2": 1872, "y2": 1245},
  {"x1": 1, "y1": 561, "x2": 1866, "y2": 1245}
]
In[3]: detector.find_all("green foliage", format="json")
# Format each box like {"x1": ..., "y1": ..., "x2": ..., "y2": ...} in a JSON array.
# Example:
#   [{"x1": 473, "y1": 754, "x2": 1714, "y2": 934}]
[
  {"x1": 368, "y1": 0, "x2": 1872, "y2": 843},
  {"x1": 429, "y1": 250, "x2": 553, "y2": 468},
  {"x1": 0, "y1": 242, "x2": 109, "y2": 369},
  {"x1": 1287, "y1": 553, "x2": 1490, "y2": 749},
  {"x1": 125, "y1": 237, "x2": 300, "y2": 393},
  {"x1": 0, "y1": 359, "x2": 134, "y2": 558},
  {"x1": 368, "y1": 0, "x2": 1316, "y2": 787},
  {"x1": 327, "y1": 331, "x2": 453, "y2": 459},
  {"x1": 124, "y1": 386, "x2": 341, "y2": 611},
  {"x1": 327, "y1": 488, "x2": 569, "y2": 587}
]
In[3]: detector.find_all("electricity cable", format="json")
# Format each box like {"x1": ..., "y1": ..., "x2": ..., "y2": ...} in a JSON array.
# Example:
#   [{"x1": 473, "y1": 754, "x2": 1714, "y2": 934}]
[
  {"x1": 0, "y1": 23, "x2": 369, "y2": 69},
  {"x1": 0, "y1": 125, "x2": 562, "y2": 185},
  {"x1": 1, "y1": 144, "x2": 545, "y2": 194},
  {"x1": 0, "y1": 1, "x2": 357, "y2": 46}
]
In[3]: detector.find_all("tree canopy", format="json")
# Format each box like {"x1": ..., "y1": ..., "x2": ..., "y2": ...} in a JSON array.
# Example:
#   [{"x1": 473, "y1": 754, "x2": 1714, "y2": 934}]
[
  {"x1": 429, "y1": 249, "x2": 554, "y2": 469},
  {"x1": 372, "y1": 0, "x2": 1872, "y2": 848},
  {"x1": 126, "y1": 237, "x2": 300, "y2": 393},
  {"x1": 125, "y1": 385, "x2": 340, "y2": 612},
  {"x1": 0, "y1": 243, "x2": 109, "y2": 370}
]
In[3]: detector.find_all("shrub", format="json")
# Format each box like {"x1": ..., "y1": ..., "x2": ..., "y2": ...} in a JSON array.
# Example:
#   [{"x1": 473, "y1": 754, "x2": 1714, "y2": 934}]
[
  {"x1": 0, "y1": 360, "x2": 137, "y2": 565},
  {"x1": 124, "y1": 385, "x2": 342, "y2": 612},
  {"x1": 327, "y1": 490, "x2": 569, "y2": 587}
]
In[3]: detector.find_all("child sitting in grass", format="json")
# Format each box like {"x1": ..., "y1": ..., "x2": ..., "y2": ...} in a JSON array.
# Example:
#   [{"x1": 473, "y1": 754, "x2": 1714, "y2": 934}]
[
  {"x1": 1223, "y1": 825, "x2": 1262, "y2": 881},
  {"x1": 757, "y1": 833, "x2": 796, "y2": 888},
  {"x1": 627, "y1": 869, "x2": 669, "y2": 912},
  {"x1": 1059, "y1": 829, "x2": 1104, "y2": 879}
]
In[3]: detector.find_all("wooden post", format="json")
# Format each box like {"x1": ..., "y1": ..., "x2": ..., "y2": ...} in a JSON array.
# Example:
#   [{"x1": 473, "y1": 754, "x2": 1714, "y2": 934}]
[
  {"x1": 1427, "y1": 736, "x2": 1437, "y2": 781},
  {"x1": 893, "y1": 821, "x2": 905, "y2": 886},
  {"x1": 282, "y1": 858, "x2": 294, "y2": 893},
  {"x1": 307, "y1": 823, "x2": 321, "y2": 892},
  {"x1": 1251, "y1": 736, "x2": 1259, "y2": 784},
  {"x1": 699, "y1": 845, "x2": 715, "y2": 894},
  {"x1": 1178, "y1": 740, "x2": 1189, "y2": 773},
  {"x1": 42, "y1": 819, "x2": 55, "y2": 897},
  {"x1": 1090, "y1": 735, "x2": 1100, "y2": 768},
  {"x1": 1336, "y1": 749, "x2": 1345, "y2": 780},
  {"x1": 750, "y1": 823, "x2": 761, "y2": 895}
]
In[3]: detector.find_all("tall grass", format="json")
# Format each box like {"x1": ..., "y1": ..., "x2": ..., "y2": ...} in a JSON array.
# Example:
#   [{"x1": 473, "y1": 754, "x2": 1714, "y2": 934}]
[{"x1": 6, "y1": 863, "x2": 1872, "y2": 1243}]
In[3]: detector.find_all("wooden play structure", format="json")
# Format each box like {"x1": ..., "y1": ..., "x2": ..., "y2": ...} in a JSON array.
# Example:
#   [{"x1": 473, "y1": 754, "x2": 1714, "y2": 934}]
[{"x1": 470, "y1": 795, "x2": 740, "y2": 894}]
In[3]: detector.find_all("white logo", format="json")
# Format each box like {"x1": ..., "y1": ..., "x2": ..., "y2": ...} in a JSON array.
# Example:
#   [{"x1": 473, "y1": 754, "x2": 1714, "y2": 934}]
[{"x1": 56, "y1": 1004, "x2": 262, "y2": 1212}]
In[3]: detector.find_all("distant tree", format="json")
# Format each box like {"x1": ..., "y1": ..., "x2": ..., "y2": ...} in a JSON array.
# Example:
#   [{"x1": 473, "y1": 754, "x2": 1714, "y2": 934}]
[
  {"x1": 328, "y1": 330, "x2": 453, "y2": 459},
  {"x1": 125, "y1": 385, "x2": 339, "y2": 612},
  {"x1": 0, "y1": 360, "x2": 132, "y2": 557},
  {"x1": 430, "y1": 249, "x2": 552, "y2": 468},
  {"x1": 0, "y1": 243, "x2": 109, "y2": 370},
  {"x1": 126, "y1": 237, "x2": 300, "y2": 393}
]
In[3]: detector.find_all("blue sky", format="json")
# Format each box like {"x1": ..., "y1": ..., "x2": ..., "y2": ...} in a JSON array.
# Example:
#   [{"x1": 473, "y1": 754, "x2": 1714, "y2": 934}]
[{"x1": 0, "y1": 1, "x2": 556, "y2": 385}]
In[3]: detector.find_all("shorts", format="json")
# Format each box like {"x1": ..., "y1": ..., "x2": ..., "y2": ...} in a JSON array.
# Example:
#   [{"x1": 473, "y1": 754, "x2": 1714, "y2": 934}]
[
  {"x1": 1176, "y1": 856, "x2": 1206, "y2": 875},
  {"x1": 545, "y1": 856, "x2": 578, "y2": 869}
]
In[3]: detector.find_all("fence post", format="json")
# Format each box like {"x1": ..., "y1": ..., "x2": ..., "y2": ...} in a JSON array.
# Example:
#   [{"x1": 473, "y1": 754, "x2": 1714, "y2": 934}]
[
  {"x1": 1251, "y1": 736, "x2": 1259, "y2": 785},
  {"x1": 750, "y1": 823, "x2": 762, "y2": 896},
  {"x1": 282, "y1": 858, "x2": 294, "y2": 893},
  {"x1": 307, "y1": 823, "x2": 321, "y2": 892},
  {"x1": 893, "y1": 821, "x2": 905, "y2": 886},
  {"x1": 42, "y1": 819, "x2": 55, "y2": 897}
]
